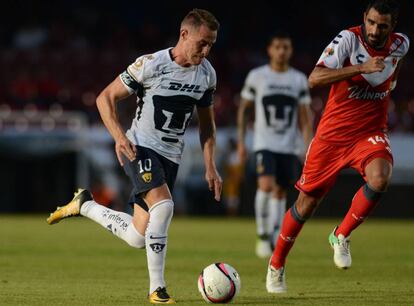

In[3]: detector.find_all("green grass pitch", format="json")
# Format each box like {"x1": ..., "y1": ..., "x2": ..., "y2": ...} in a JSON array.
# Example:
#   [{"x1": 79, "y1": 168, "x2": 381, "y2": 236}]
[{"x1": 1, "y1": 215, "x2": 413, "y2": 305}]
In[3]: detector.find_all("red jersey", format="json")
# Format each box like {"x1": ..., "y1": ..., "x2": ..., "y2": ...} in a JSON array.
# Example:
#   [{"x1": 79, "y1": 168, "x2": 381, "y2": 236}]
[{"x1": 315, "y1": 25, "x2": 409, "y2": 144}]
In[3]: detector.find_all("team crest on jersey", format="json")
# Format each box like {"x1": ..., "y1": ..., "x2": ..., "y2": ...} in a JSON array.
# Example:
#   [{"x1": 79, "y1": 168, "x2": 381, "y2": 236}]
[
  {"x1": 142, "y1": 172, "x2": 152, "y2": 183},
  {"x1": 324, "y1": 47, "x2": 334, "y2": 56}
]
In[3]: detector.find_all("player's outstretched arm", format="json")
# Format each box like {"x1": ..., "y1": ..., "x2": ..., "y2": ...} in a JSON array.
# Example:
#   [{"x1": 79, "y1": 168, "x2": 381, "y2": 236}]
[
  {"x1": 236, "y1": 99, "x2": 254, "y2": 163},
  {"x1": 308, "y1": 56, "x2": 385, "y2": 89},
  {"x1": 197, "y1": 105, "x2": 223, "y2": 202},
  {"x1": 96, "y1": 77, "x2": 137, "y2": 166}
]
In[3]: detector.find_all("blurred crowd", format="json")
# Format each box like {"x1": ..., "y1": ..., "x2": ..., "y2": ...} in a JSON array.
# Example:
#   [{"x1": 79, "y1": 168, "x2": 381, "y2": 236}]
[{"x1": 1, "y1": 0, "x2": 414, "y2": 131}]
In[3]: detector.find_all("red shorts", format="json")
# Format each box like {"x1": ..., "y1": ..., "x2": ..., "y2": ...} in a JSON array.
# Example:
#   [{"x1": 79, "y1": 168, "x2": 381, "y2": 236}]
[{"x1": 295, "y1": 132, "x2": 393, "y2": 198}]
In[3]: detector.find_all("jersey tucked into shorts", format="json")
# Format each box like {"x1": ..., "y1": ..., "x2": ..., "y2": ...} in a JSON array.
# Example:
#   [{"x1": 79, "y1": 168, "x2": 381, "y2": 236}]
[{"x1": 296, "y1": 26, "x2": 409, "y2": 197}]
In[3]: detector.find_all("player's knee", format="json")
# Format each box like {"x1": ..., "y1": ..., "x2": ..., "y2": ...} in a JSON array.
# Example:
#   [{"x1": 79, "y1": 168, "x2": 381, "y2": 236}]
[
  {"x1": 296, "y1": 192, "x2": 320, "y2": 219},
  {"x1": 258, "y1": 177, "x2": 274, "y2": 193},
  {"x1": 148, "y1": 199, "x2": 174, "y2": 233},
  {"x1": 125, "y1": 224, "x2": 145, "y2": 249},
  {"x1": 367, "y1": 173, "x2": 389, "y2": 192}
]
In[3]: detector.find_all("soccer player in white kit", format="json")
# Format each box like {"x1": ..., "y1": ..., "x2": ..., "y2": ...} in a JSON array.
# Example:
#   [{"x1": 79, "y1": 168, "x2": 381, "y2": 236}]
[
  {"x1": 237, "y1": 32, "x2": 313, "y2": 258},
  {"x1": 47, "y1": 9, "x2": 222, "y2": 304}
]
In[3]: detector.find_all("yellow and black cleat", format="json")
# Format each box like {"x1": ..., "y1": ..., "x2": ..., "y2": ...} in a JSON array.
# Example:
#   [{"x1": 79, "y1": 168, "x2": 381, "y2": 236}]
[
  {"x1": 148, "y1": 287, "x2": 176, "y2": 304},
  {"x1": 46, "y1": 189, "x2": 93, "y2": 225}
]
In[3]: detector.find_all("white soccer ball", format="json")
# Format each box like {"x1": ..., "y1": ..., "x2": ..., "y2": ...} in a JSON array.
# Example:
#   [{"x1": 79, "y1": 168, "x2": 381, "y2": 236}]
[{"x1": 198, "y1": 263, "x2": 241, "y2": 303}]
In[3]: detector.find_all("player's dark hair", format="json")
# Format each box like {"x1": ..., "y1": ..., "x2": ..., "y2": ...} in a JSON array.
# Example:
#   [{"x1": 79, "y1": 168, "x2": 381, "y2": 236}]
[
  {"x1": 181, "y1": 9, "x2": 220, "y2": 31},
  {"x1": 365, "y1": 0, "x2": 399, "y2": 23},
  {"x1": 268, "y1": 31, "x2": 291, "y2": 46}
]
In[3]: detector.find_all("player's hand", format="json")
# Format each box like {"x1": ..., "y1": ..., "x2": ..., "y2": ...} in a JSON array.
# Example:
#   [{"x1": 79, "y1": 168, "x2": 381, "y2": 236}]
[
  {"x1": 360, "y1": 56, "x2": 385, "y2": 74},
  {"x1": 205, "y1": 166, "x2": 223, "y2": 202},
  {"x1": 115, "y1": 136, "x2": 137, "y2": 166},
  {"x1": 237, "y1": 142, "x2": 248, "y2": 164}
]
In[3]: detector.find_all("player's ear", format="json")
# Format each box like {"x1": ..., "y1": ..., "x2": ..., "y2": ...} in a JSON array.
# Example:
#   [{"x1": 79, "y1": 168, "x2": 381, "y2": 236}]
[{"x1": 180, "y1": 28, "x2": 189, "y2": 40}]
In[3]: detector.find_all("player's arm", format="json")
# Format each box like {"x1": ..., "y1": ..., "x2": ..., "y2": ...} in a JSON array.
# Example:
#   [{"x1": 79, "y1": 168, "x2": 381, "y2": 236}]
[
  {"x1": 298, "y1": 104, "x2": 313, "y2": 152},
  {"x1": 96, "y1": 77, "x2": 137, "y2": 166},
  {"x1": 390, "y1": 60, "x2": 403, "y2": 91},
  {"x1": 308, "y1": 57, "x2": 385, "y2": 89},
  {"x1": 237, "y1": 99, "x2": 254, "y2": 162},
  {"x1": 197, "y1": 105, "x2": 223, "y2": 202}
]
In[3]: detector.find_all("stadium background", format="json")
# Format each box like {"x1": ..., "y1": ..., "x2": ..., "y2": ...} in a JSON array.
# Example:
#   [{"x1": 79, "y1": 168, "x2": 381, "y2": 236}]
[{"x1": 1, "y1": 0, "x2": 413, "y2": 217}]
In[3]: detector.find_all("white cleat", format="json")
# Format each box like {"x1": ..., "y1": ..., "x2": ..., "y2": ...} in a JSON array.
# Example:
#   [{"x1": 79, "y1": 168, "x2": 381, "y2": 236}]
[
  {"x1": 329, "y1": 227, "x2": 352, "y2": 269},
  {"x1": 256, "y1": 238, "x2": 272, "y2": 258},
  {"x1": 266, "y1": 264, "x2": 287, "y2": 293}
]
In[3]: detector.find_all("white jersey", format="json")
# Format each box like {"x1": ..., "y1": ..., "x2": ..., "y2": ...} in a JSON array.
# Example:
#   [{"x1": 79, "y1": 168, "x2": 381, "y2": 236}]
[
  {"x1": 120, "y1": 48, "x2": 216, "y2": 164},
  {"x1": 241, "y1": 65, "x2": 311, "y2": 154}
]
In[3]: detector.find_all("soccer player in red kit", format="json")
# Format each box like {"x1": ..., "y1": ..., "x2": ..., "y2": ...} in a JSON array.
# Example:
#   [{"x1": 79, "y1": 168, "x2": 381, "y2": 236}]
[{"x1": 266, "y1": 0, "x2": 409, "y2": 293}]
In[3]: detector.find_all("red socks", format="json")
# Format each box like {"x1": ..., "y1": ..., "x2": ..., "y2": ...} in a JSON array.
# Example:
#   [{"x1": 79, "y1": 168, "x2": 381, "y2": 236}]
[
  {"x1": 336, "y1": 184, "x2": 383, "y2": 237},
  {"x1": 271, "y1": 207, "x2": 305, "y2": 269}
]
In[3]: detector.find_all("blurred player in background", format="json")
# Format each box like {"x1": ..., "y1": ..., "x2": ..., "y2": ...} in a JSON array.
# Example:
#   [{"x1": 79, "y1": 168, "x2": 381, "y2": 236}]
[
  {"x1": 47, "y1": 9, "x2": 222, "y2": 304},
  {"x1": 267, "y1": 0, "x2": 409, "y2": 293},
  {"x1": 237, "y1": 32, "x2": 313, "y2": 258}
]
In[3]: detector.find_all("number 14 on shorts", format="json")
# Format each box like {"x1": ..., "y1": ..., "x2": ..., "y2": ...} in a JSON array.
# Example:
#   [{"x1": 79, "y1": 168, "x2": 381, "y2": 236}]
[{"x1": 367, "y1": 135, "x2": 391, "y2": 153}]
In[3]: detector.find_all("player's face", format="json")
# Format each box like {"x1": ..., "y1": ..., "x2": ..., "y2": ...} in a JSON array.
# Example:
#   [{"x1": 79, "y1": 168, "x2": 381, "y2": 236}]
[
  {"x1": 267, "y1": 38, "x2": 292, "y2": 65},
  {"x1": 182, "y1": 24, "x2": 217, "y2": 65},
  {"x1": 364, "y1": 8, "x2": 394, "y2": 48}
]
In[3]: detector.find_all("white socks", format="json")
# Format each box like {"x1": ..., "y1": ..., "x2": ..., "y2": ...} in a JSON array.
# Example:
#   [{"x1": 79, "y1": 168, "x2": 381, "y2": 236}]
[
  {"x1": 80, "y1": 200, "x2": 145, "y2": 248},
  {"x1": 268, "y1": 197, "x2": 286, "y2": 245},
  {"x1": 145, "y1": 199, "x2": 174, "y2": 293},
  {"x1": 80, "y1": 199, "x2": 175, "y2": 293},
  {"x1": 255, "y1": 190, "x2": 271, "y2": 237},
  {"x1": 255, "y1": 190, "x2": 287, "y2": 242}
]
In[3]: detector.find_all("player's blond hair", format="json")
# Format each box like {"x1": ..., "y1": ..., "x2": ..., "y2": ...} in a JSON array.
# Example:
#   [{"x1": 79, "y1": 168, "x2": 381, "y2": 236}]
[{"x1": 181, "y1": 9, "x2": 220, "y2": 31}]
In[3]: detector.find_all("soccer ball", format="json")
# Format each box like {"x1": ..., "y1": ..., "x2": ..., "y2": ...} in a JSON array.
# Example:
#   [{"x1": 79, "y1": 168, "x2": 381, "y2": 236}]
[{"x1": 198, "y1": 263, "x2": 241, "y2": 303}]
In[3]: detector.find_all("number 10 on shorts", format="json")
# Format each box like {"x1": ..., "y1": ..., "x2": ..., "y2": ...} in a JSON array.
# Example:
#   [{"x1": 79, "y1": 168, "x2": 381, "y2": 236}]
[{"x1": 138, "y1": 159, "x2": 152, "y2": 173}]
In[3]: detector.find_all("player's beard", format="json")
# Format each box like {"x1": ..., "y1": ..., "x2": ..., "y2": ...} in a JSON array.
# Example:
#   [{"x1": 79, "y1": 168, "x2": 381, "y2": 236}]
[{"x1": 367, "y1": 34, "x2": 387, "y2": 48}]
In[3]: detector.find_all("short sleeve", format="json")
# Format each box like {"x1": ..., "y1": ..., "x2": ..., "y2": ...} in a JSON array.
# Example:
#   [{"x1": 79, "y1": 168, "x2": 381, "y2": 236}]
[
  {"x1": 393, "y1": 33, "x2": 410, "y2": 58},
  {"x1": 197, "y1": 65, "x2": 217, "y2": 108},
  {"x1": 119, "y1": 55, "x2": 151, "y2": 95},
  {"x1": 316, "y1": 30, "x2": 353, "y2": 69},
  {"x1": 298, "y1": 74, "x2": 311, "y2": 105},
  {"x1": 240, "y1": 70, "x2": 257, "y2": 101}
]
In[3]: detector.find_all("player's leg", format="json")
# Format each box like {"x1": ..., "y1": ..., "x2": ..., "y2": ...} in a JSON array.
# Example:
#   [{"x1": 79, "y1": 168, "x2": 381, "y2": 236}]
[
  {"x1": 47, "y1": 189, "x2": 146, "y2": 248},
  {"x1": 255, "y1": 175, "x2": 275, "y2": 257},
  {"x1": 268, "y1": 153, "x2": 301, "y2": 250},
  {"x1": 266, "y1": 139, "x2": 342, "y2": 293},
  {"x1": 330, "y1": 134, "x2": 393, "y2": 269},
  {"x1": 330, "y1": 158, "x2": 392, "y2": 268},
  {"x1": 267, "y1": 191, "x2": 322, "y2": 293},
  {"x1": 268, "y1": 184, "x2": 286, "y2": 250},
  {"x1": 140, "y1": 183, "x2": 175, "y2": 304},
  {"x1": 254, "y1": 151, "x2": 276, "y2": 257},
  {"x1": 337, "y1": 157, "x2": 391, "y2": 237}
]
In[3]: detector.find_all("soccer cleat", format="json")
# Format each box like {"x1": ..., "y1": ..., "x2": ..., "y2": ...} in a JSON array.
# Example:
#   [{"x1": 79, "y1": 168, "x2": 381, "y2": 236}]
[
  {"x1": 256, "y1": 237, "x2": 272, "y2": 258},
  {"x1": 46, "y1": 189, "x2": 93, "y2": 225},
  {"x1": 266, "y1": 263, "x2": 287, "y2": 293},
  {"x1": 148, "y1": 287, "x2": 176, "y2": 304},
  {"x1": 329, "y1": 227, "x2": 352, "y2": 269}
]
